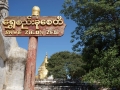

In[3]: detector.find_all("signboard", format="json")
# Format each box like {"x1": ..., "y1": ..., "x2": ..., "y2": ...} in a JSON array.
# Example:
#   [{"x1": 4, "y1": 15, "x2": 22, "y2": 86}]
[
  {"x1": 1, "y1": 6, "x2": 66, "y2": 90},
  {"x1": 1, "y1": 16, "x2": 66, "y2": 36}
]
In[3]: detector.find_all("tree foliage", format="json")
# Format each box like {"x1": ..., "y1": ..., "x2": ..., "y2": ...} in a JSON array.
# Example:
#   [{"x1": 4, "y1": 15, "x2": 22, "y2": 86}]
[
  {"x1": 83, "y1": 46, "x2": 120, "y2": 88},
  {"x1": 61, "y1": 0, "x2": 120, "y2": 88},
  {"x1": 47, "y1": 51, "x2": 85, "y2": 79},
  {"x1": 61, "y1": 0, "x2": 120, "y2": 51}
]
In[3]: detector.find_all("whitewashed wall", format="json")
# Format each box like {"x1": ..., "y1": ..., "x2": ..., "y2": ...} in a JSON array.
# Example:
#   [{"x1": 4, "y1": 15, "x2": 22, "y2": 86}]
[
  {"x1": 0, "y1": 57, "x2": 6, "y2": 90},
  {"x1": 0, "y1": 0, "x2": 27, "y2": 90}
]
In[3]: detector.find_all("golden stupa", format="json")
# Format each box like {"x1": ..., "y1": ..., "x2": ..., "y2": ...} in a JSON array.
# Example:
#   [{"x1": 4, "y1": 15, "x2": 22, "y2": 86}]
[{"x1": 36, "y1": 53, "x2": 48, "y2": 80}]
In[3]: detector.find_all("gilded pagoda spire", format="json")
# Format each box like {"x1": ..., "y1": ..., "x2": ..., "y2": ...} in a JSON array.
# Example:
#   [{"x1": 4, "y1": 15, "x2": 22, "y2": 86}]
[{"x1": 38, "y1": 53, "x2": 48, "y2": 80}]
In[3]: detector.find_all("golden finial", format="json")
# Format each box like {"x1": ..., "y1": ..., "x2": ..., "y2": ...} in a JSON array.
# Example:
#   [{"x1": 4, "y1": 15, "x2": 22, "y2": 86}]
[
  {"x1": 32, "y1": 6, "x2": 40, "y2": 16},
  {"x1": 46, "y1": 52, "x2": 47, "y2": 56}
]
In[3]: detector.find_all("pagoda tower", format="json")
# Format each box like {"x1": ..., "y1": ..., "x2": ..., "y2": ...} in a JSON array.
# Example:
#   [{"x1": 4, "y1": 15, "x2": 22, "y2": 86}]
[{"x1": 37, "y1": 53, "x2": 48, "y2": 80}]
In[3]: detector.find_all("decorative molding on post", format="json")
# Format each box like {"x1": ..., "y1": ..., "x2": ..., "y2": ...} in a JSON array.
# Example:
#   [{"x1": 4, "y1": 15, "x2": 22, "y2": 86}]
[
  {"x1": 0, "y1": 0, "x2": 8, "y2": 9},
  {"x1": 0, "y1": 0, "x2": 9, "y2": 24}
]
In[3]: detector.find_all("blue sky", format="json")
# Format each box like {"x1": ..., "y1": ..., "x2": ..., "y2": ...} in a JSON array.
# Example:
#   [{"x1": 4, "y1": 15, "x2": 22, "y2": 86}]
[{"x1": 9, "y1": 0, "x2": 77, "y2": 74}]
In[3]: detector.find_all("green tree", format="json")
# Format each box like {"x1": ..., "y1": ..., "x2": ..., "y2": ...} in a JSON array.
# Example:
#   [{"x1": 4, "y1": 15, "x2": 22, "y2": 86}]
[
  {"x1": 61, "y1": 0, "x2": 120, "y2": 88},
  {"x1": 47, "y1": 51, "x2": 85, "y2": 79},
  {"x1": 61, "y1": 0, "x2": 120, "y2": 70},
  {"x1": 83, "y1": 46, "x2": 120, "y2": 89},
  {"x1": 61, "y1": 0, "x2": 120, "y2": 52}
]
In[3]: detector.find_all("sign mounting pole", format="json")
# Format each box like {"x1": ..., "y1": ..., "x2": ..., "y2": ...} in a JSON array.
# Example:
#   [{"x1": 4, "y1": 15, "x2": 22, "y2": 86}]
[{"x1": 24, "y1": 6, "x2": 40, "y2": 90}]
